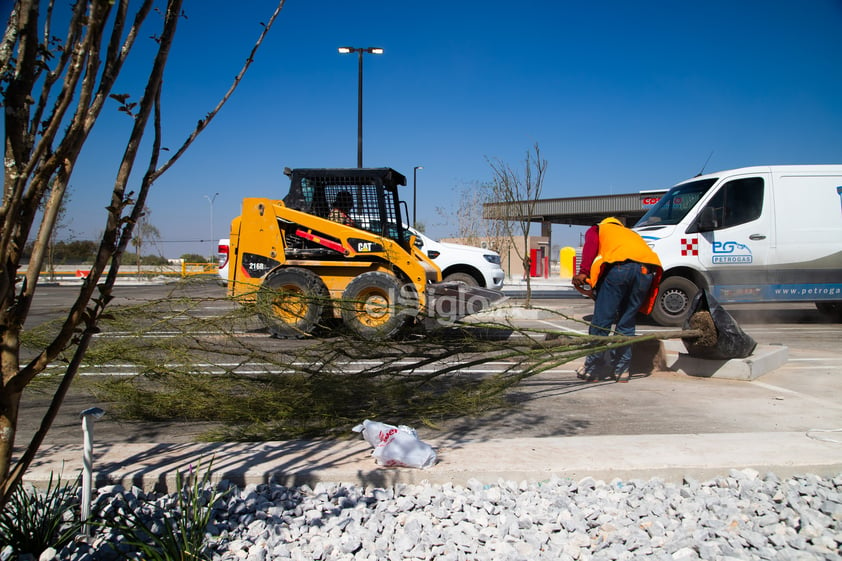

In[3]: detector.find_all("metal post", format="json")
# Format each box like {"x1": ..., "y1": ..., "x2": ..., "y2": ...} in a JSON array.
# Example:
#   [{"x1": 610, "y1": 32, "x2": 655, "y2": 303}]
[
  {"x1": 80, "y1": 407, "x2": 105, "y2": 537},
  {"x1": 413, "y1": 166, "x2": 423, "y2": 226},
  {"x1": 204, "y1": 193, "x2": 219, "y2": 261},
  {"x1": 356, "y1": 49, "x2": 363, "y2": 168}
]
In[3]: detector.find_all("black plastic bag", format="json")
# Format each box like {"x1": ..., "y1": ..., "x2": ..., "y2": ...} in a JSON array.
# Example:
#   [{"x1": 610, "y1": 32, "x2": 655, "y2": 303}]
[{"x1": 682, "y1": 290, "x2": 757, "y2": 360}]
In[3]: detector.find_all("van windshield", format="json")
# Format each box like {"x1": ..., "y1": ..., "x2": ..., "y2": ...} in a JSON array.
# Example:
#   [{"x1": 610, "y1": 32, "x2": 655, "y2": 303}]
[{"x1": 635, "y1": 178, "x2": 717, "y2": 227}]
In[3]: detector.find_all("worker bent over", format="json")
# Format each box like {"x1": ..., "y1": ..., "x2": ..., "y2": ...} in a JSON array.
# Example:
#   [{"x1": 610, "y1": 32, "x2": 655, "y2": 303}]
[{"x1": 572, "y1": 217, "x2": 662, "y2": 382}]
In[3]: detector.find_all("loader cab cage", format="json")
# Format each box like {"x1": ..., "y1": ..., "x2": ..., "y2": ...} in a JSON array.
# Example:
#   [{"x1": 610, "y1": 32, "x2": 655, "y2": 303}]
[{"x1": 283, "y1": 167, "x2": 409, "y2": 246}]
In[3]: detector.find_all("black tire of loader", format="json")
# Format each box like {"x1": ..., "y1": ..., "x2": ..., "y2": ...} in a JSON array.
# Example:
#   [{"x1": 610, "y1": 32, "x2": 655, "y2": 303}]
[
  {"x1": 341, "y1": 271, "x2": 412, "y2": 340},
  {"x1": 257, "y1": 267, "x2": 329, "y2": 338},
  {"x1": 650, "y1": 276, "x2": 700, "y2": 327}
]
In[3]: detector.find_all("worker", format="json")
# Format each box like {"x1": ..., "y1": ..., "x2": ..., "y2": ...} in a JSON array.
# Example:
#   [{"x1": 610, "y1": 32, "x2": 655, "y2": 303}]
[
  {"x1": 329, "y1": 191, "x2": 355, "y2": 226},
  {"x1": 572, "y1": 217, "x2": 662, "y2": 382}
]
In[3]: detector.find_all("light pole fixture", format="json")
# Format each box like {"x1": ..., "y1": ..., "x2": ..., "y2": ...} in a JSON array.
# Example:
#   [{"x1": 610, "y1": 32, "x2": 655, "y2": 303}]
[
  {"x1": 413, "y1": 166, "x2": 423, "y2": 226},
  {"x1": 80, "y1": 406, "x2": 105, "y2": 537},
  {"x1": 338, "y1": 46, "x2": 384, "y2": 168},
  {"x1": 204, "y1": 193, "x2": 219, "y2": 260}
]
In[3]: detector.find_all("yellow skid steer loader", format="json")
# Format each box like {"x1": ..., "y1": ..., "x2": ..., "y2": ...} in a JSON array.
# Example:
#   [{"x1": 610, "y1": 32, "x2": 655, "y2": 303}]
[{"x1": 226, "y1": 167, "x2": 505, "y2": 339}]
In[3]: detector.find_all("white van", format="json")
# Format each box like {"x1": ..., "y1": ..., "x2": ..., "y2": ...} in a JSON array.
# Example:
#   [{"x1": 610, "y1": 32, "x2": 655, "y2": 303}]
[{"x1": 634, "y1": 165, "x2": 842, "y2": 326}]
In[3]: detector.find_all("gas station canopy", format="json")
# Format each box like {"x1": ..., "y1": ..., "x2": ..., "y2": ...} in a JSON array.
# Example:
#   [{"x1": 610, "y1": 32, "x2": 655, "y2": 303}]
[{"x1": 483, "y1": 190, "x2": 666, "y2": 227}]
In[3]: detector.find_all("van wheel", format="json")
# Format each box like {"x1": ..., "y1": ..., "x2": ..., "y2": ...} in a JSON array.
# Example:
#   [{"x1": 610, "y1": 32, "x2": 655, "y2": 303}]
[
  {"x1": 257, "y1": 267, "x2": 328, "y2": 338},
  {"x1": 651, "y1": 276, "x2": 699, "y2": 327},
  {"x1": 341, "y1": 272, "x2": 413, "y2": 339},
  {"x1": 443, "y1": 271, "x2": 480, "y2": 287}
]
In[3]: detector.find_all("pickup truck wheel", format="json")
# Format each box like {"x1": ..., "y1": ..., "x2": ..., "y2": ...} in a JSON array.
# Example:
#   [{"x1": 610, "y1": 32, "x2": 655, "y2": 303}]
[
  {"x1": 650, "y1": 276, "x2": 699, "y2": 327},
  {"x1": 341, "y1": 272, "x2": 411, "y2": 339},
  {"x1": 443, "y1": 271, "x2": 481, "y2": 287},
  {"x1": 257, "y1": 267, "x2": 328, "y2": 338}
]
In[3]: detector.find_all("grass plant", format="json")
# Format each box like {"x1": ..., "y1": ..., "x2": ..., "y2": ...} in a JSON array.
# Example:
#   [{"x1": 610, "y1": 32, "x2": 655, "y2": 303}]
[
  {"x1": 0, "y1": 472, "x2": 82, "y2": 558},
  {"x1": 102, "y1": 459, "x2": 228, "y2": 561},
  {"x1": 93, "y1": 365, "x2": 512, "y2": 441}
]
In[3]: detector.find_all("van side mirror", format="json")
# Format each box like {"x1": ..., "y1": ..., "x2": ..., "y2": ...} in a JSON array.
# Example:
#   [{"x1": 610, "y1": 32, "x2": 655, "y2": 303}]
[{"x1": 688, "y1": 206, "x2": 719, "y2": 233}]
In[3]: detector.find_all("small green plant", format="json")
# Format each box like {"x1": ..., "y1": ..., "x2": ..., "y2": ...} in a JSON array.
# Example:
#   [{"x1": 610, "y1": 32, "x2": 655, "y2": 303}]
[
  {"x1": 106, "y1": 458, "x2": 228, "y2": 560},
  {"x1": 0, "y1": 472, "x2": 83, "y2": 558}
]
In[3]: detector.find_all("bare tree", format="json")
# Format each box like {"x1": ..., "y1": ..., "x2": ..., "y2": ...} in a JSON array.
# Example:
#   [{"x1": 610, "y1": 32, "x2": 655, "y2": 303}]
[
  {"x1": 485, "y1": 143, "x2": 547, "y2": 306},
  {"x1": 44, "y1": 182, "x2": 76, "y2": 281},
  {"x1": 435, "y1": 181, "x2": 509, "y2": 255},
  {"x1": 131, "y1": 206, "x2": 161, "y2": 274},
  {"x1": 0, "y1": 0, "x2": 284, "y2": 506}
]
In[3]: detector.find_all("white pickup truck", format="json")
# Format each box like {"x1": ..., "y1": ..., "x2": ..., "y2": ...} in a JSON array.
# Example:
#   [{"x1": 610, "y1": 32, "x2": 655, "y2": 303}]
[
  {"x1": 217, "y1": 239, "x2": 230, "y2": 284},
  {"x1": 407, "y1": 227, "x2": 504, "y2": 290}
]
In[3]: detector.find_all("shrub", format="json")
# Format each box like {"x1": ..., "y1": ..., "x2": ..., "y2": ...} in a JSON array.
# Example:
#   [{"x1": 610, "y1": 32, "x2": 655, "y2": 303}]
[
  {"x1": 0, "y1": 472, "x2": 83, "y2": 558},
  {"x1": 103, "y1": 459, "x2": 228, "y2": 560}
]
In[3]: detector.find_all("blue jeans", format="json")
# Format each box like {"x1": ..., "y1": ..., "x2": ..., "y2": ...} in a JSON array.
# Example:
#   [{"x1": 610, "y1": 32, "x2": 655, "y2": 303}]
[{"x1": 583, "y1": 261, "x2": 654, "y2": 377}]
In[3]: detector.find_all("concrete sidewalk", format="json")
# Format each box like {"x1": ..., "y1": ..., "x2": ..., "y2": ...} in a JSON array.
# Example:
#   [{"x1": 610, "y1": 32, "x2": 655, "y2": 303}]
[
  {"x1": 22, "y1": 431, "x2": 842, "y2": 493},
  {"x1": 501, "y1": 277, "x2": 577, "y2": 292}
]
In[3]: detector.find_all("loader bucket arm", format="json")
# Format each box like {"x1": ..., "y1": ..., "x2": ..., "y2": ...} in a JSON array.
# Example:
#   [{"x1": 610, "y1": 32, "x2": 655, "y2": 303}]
[{"x1": 426, "y1": 282, "x2": 508, "y2": 324}]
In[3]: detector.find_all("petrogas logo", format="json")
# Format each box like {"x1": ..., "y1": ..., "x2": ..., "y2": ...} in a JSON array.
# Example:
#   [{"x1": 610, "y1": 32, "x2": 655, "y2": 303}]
[{"x1": 712, "y1": 241, "x2": 753, "y2": 264}]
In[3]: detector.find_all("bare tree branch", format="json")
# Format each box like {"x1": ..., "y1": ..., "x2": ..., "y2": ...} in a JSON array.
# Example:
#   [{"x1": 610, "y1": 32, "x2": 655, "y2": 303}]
[
  {"x1": 1, "y1": 0, "x2": 286, "y2": 507},
  {"x1": 151, "y1": 0, "x2": 285, "y2": 182}
]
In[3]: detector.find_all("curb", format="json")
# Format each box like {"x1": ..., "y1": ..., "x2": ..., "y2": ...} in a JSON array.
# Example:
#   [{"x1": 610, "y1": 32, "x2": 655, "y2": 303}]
[{"x1": 662, "y1": 341, "x2": 790, "y2": 381}]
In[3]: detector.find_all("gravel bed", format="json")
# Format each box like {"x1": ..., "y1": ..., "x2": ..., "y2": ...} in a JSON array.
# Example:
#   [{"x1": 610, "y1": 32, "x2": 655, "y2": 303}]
[{"x1": 49, "y1": 469, "x2": 842, "y2": 560}]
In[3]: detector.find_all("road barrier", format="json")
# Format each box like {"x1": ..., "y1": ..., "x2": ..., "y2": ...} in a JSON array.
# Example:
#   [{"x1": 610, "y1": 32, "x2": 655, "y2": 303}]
[{"x1": 25, "y1": 263, "x2": 218, "y2": 281}]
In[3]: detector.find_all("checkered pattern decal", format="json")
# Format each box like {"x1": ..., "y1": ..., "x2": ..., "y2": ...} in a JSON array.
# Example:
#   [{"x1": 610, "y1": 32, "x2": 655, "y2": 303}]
[{"x1": 681, "y1": 237, "x2": 699, "y2": 256}]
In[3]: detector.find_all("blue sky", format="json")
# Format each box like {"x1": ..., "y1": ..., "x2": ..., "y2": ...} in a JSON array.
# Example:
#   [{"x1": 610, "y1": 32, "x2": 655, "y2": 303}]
[{"x1": 44, "y1": 0, "x2": 842, "y2": 257}]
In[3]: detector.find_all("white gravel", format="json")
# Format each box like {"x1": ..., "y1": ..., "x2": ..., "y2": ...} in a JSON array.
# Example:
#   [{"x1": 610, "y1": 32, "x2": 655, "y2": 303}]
[{"x1": 49, "y1": 469, "x2": 842, "y2": 560}]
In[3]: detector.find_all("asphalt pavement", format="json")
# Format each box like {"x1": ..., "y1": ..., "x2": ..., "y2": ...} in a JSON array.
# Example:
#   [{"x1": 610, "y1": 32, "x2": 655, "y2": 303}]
[{"x1": 16, "y1": 277, "x2": 842, "y2": 491}]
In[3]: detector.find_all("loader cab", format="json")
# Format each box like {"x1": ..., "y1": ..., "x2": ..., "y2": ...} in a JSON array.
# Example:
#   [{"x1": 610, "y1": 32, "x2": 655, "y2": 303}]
[{"x1": 283, "y1": 167, "x2": 410, "y2": 248}]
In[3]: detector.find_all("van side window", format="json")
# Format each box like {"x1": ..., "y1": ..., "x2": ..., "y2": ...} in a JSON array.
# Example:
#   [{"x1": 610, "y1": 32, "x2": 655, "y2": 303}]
[{"x1": 703, "y1": 177, "x2": 764, "y2": 230}]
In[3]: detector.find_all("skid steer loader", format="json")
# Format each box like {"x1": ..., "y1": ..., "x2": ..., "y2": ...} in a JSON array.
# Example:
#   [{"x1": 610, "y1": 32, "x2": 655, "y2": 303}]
[{"x1": 225, "y1": 167, "x2": 506, "y2": 339}]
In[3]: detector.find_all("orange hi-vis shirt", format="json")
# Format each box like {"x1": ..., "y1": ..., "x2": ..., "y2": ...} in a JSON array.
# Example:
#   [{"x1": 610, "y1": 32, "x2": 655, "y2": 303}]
[{"x1": 587, "y1": 219, "x2": 663, "y2": 314}]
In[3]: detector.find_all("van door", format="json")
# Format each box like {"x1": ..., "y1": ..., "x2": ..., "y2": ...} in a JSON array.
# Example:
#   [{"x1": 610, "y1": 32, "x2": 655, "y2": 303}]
[
  {"x1": 689, "y1": 173, "x2": 772, "y2": 302},
  {"x1": 768, "y1": 172, "x2": 842, "y2": 303}
]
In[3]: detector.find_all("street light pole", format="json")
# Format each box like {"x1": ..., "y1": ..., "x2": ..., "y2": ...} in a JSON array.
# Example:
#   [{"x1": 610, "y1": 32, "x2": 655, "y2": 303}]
[
  {"x1": 204, "y1": 192, "x2": 219, "y2": 260},
  {"x1": 356, "y1": 50, "x2": 363, "y2": 168},
  {"x1": 413, "y1": 166, "x2": 423, "y2": 226},
  {"x1": 338, "y1": 46, "x2": 383, "y2": 168}
]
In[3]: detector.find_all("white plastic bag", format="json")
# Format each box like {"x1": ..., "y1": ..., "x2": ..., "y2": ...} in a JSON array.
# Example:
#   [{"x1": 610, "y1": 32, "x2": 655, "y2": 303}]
[{"x1": 352, "y1": 419, "x2": 437, "y2": 469}]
